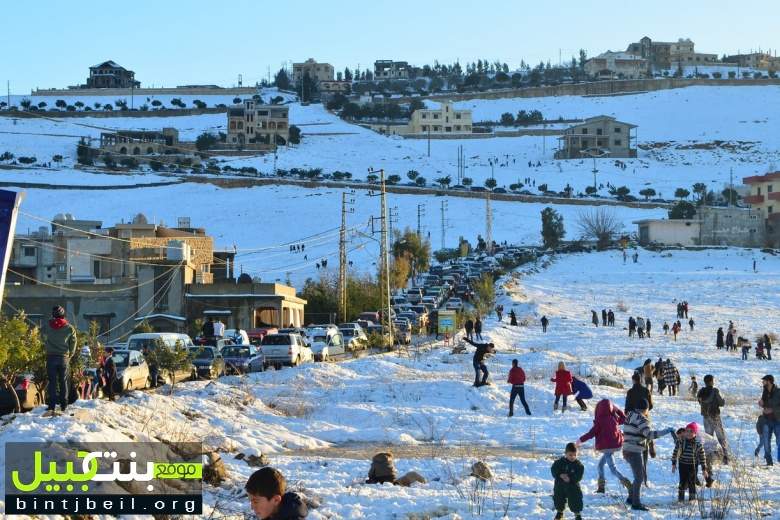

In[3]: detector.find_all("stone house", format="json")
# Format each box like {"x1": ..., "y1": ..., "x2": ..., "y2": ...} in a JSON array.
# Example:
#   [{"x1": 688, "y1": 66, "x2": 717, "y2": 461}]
[
  {"x1": 87, "y1": 61, "x2": 140, "y2": 88},
  {"x1": 555, "y1": 116, "x2": 637, "y2": 159}
]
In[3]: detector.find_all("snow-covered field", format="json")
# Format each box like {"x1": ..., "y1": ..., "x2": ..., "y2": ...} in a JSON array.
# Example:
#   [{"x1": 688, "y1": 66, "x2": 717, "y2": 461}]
[
  {"x1": 14, "y1": 183, "x2": 665, "y2": 287},
  {"x1": 2, "y1": 248, "x2": 778, "y2": 518},
  {"x1": 2, "y1": 85, "x2": 779, "y2": 200}
]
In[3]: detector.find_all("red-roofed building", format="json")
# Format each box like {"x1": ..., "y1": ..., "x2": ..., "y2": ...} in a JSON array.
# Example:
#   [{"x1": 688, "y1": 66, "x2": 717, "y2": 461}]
[{"x1": 743, "y1": 171, "x2": 780, "y2": 245}]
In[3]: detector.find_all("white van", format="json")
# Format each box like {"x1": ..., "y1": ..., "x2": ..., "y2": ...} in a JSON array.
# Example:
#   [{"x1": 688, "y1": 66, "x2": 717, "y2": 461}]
[{"x1": 127, "y1": 333, "x2": 193, "y2": 351}]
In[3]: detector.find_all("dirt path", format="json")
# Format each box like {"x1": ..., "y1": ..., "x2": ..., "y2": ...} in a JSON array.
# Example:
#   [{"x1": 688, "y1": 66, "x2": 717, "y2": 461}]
[{"x1": 285, "y1": 441, "x2": 557, "y2": 460}]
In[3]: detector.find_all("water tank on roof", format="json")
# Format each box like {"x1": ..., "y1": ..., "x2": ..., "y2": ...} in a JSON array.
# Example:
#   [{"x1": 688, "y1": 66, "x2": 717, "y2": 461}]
[
  {"x1": 132, "y1": 213, "x2": 148, "y2": 225},
  {"x1": 54, "y1": 213, "x2": 65, "y2": 221}
]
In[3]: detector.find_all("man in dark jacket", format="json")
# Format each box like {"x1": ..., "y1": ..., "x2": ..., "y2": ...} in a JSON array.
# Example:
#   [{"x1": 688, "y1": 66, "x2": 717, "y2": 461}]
[
  {"x1": 541, "y1": 315, "x2": 549, "y2": 332},
  {"x1": 697, "y1": 374, "x2": 730, "y2": 463},
  {"x1": 42, "y1": 305, "x2": 77, "y2": 415},
  {"x1": 601, "y1": 309, "x2": 607, "y2": 327},
  {"x1": 625, "y1": 373, "x2": 653, "y2": 414},
  {"x1": 103, "y1": 347, "x2": 117, "y2": 401},
  {"x1": 202, "y1": 317, "x2": 215, "y2": 338},
  {"x1": 759, "y1": 375, "x2": 780, "y2": 466},
  {"x1": 464, "y1": 337, "x2": 494, "y2": 387},
  {"x1": 464, "y1": 319, "x2": 474, "y2": 341},
  {"x1": 246, "y1": 467, "x2": 308, "y2": 520},
  {"x1": 474, "y1": 317, "x2": 483, "y2": 340}
]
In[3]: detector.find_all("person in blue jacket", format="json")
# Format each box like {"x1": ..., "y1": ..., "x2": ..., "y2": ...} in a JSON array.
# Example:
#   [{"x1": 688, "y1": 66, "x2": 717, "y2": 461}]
[{"x1": 573, "y1": 376, "x2": 593, "y2": 411}]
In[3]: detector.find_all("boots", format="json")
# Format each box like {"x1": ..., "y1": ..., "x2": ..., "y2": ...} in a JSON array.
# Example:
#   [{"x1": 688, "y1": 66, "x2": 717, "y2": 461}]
[
  {"x1": 554, "y1": 512, "x2": 563, "y2": 520},
  {"x1": 678, "y1": 489, "x2": 685, "y2": 502},
  {"x1": 595, "y1": 478, "x2": 605, "y2": 493},
  {"x1": 620, "y1": 477, "x2": 632, "y2": 491},
  {"x1": 554, "y1": 402, "x2": 559, "y2": 411}
]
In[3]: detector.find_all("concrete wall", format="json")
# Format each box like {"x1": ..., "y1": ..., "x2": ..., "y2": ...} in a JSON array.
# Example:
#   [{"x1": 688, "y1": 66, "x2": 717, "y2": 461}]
[
  {"x1": 6, "y1": 107, "x2": 227, "y2": 119},
  {"x1": 32, "y1": 86, "x2": 256, "y2": 97},
  {"x1": 639, "y1": 220, "x2": 701, "y2": 246},
  {"x1": 698, "y1": 207, "x2": 766, "y2": 247}
]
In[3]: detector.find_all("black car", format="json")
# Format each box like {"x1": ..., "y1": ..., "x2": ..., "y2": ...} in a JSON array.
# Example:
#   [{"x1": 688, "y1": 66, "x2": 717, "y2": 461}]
[
  {"x1": 0, "y1": 374, "x2": 45, "y2": 415},
  {"x1": 189, "y1": 346, "x2": 225, "y2": 379},
  {"x1": 470, "y1": 186, "x2": 487, "y2": 192},
  {"x1": 493, "y1": 187, "x2": 508, "y2": 193}
]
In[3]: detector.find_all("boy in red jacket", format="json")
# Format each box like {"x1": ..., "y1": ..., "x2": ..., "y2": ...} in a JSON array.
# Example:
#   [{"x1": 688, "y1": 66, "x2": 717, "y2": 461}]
[{"x1": 508, "y1": 359, "x2": 531, "y2": 416}]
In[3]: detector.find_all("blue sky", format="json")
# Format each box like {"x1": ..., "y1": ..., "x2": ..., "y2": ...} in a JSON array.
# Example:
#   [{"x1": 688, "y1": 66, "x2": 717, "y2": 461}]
[{"x1": 1, "y1": 0, "x2": 778, "y2": 93}]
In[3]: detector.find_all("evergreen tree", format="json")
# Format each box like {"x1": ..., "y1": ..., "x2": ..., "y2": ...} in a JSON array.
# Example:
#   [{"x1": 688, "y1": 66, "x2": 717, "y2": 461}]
[
  {"x1": 274, "y1": 68, "x2": 291, "y2": 90},
  {"x1": 541, "y1": 207, "x2": 565, "y2": 248}
]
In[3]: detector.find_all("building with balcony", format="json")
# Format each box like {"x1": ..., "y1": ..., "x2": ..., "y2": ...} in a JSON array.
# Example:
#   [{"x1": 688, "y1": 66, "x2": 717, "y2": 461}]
[
  {"x1": 292, "y1": 58, "x2": 334, "y2": 83},
  {"x1": 585, "y1": 52, "x2": 648, "y2": 79},
  {"x1": 86, "y1": 61, "x2": 140, "y2": 89},
  {"x1": 227, "y1": 99, "x2": 289, "y2": 147},
  {"x1": 99, "y1": 128, "x2": 180, "y2": 156},
  {"x1": 743, "y1": 171, "x2": 780, "y2": 246},
  {"x1": 374, "y1": 60, "x2": 410, "y2": 80},
  {"x1": 555, "y1": 116, "x2": 637, "y2": 159},
  {"x1": 625, "y1": 37, "x2": 718, "y2": 71}
]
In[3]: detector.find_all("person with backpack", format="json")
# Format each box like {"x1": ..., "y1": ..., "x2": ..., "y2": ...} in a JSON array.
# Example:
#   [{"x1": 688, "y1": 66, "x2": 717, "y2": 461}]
[
  {"x1": 577, "y1": 399, "x2": 632, "y2": 493},
  {"x1": 551, "y1": 362, "x2": 573, "y2": 413},
  {"x1": 672, "y1": 422, "x2": 710, "y2": 502},
  {"x1": 42, "y1": 305, "x2": 77, "y2": 416},
  {"x1": 622, "y1": 400, "x2": 675, "y2": 511},
  {"x1": 103, "y1": 347, "x2": 117, "y2": 402},
  {"x1": 507, "y1": 359, "x2": 531, "y2": 416},
  {"x1": 464, "y1": 337, "x2": 494, "y2": 387},
  {"x1": 551, "y1": 443, "x2": 584, "y2": 520}
]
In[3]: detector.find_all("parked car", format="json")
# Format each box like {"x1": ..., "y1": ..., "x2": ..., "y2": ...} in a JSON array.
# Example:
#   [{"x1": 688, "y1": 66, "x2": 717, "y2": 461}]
[
  {"x1": 224, "y1": 329, "x2": 250, "y2": 345},
  {"x1": 189, "y1": 346, "x2": 225, "y2": 379},
  {"x1": 247, "y1": 327, "x2": 278, "y2": 346},
  {"x1": 221, "y1": 345, "x2": 265, "y2": 374},
  {"x1": 260, "y1": 333, "x2": 313, "y2": 367},
  {"x1": 339, "y1": 327, "x2": 368, "y2": 351},
  {"x1": 0, "y1": 374, "x2": 44, "y2": 415},
  {"x1": 127, "y1": 333, "x2": 190, "y2": 351},
  {"x1": 393, "y1": 322, "x2": 412, "y2": 345},
  {"x1": 195, "y1": 336, "x2": 237, "y2": 353},
  {"x1": 277, "y1": 327, "x2": 311, "y2": 347},
  {"x1": 111, "y1": 349, "x2": 151, "y2": 391},
  {"x1": 310, "y1": 330, "x2": 346, "y2": 361}
]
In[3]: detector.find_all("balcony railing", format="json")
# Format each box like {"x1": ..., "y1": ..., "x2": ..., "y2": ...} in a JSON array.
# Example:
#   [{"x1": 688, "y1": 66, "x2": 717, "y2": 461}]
[{"x1": 744, "y1": 194, "x2": 765, "y2": 204}]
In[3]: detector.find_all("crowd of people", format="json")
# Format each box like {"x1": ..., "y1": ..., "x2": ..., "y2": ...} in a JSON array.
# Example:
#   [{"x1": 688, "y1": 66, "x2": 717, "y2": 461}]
[{"x1": 716, "y1": 321, "x2": 774, "y2": 361}]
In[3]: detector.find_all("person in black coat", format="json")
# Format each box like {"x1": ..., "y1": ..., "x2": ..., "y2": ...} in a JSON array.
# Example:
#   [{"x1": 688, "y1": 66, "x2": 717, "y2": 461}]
[
  {"x1": 464, "y1": 337, "x2": 494, "y2": 387},
  {"x1": 103, "y1": 347, "x2": 117, "y2": 401},
  {"x1": 716, "y1": 328, "x2": 724, "y2": 349},
  {"x1": 625, "y1": 372, "x2": 654, "y2": 414},
  {"x1": 509, "y1": 309, "x2": 517, "y2": 326},
  {"x1": 646, "y1": 318, "x2": 652, "y2": 337},
  {"x1": 541, "y1": 315, "x2": 549, "y2": 332},
  {"x1": 464, "y1": 319, "x2": 474, "y2": 341},
  {"x1": 202, "y1": 317, "x2": 215, "y2": 338},
  {"x1": 601, "y1": 309, "x2": 607, "y2": 326},
  {"x1": 591, "y1": 310, "x2": 599, "y2": 327},
  {"x1": 474, "y1": 317, "x2": 483, "y2": 340}
]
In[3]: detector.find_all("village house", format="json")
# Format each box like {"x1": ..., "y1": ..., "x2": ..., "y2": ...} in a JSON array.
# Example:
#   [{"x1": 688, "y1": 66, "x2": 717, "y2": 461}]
[
  {"x1": 723, "y1": 52, "x2": 780, "y2": 71},
  {"x1": 584, "y1": 51, "x2": 648, "y2": 79},
  {"x1": 554, "y1": 116, "x2": 637, "y2": 159},
  {"x1": 86, "y1": 60, "x2": 140, "y2": 89},
  {"x1": 365, "y1": 101, "x2": 472, "y2": 137},
  {"x1": 634, "y1": 206, "x2": 765, "y2": 248},
  {"x1": 374, "y1": 60, "x2": 410, "y2": 80},
  {"x1": 292, "y1": 58, "x2": 335, "y2": 83},
  {"x1": 625, "y1": 37, "x2": 718, "y2": 71},
  {"x1": 319, "y1": 80, "x2": 352, "y2": 103},
  {"x1": 743, "y1": 171, "x2": 780, "y2": 246},
  {"x1": 99, "y1": 128, "x2": 180, "y2": 156},
  {"x1": 227, "y1": 99, "x2": 289, "y2": 148}
]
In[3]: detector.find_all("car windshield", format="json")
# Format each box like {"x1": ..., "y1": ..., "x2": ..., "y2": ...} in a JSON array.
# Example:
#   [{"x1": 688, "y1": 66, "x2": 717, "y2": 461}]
[
  {"x1": 111, "y1": 352, "x2": 130, "y2": 367},
  {"x1": 191, "y1": 348, "x2": 214, "y2": 359},
  {"x1": 312, "y1": 335, "x2": 327, "y2": 342},
  {"x1": 128, "y1": 338, "x2": 163, "y2": 351},
  {"x1": 262, "y1": 335, "x2": 291, "y2": 345},
  {"x1": 340, "y1": 329, "x2": 354, "y2": 337},
  {"x1": 222, "y1": 347, "x2": 250, "y2": 358}
]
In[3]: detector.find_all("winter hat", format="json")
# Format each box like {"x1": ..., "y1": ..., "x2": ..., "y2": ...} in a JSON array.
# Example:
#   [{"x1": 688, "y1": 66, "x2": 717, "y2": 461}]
[
  {"x1": 52, "y1": 305, "x2": 65, "y2": 318},
  {"x1": 635, "y1": 399, "x2": 650, "y2": 411},
  {"x1": 686, "y1": 422, "x2": 699, "y2": 434},
  {"x1": 763, "y1": 374, "x2": 775, "y2": 383}
]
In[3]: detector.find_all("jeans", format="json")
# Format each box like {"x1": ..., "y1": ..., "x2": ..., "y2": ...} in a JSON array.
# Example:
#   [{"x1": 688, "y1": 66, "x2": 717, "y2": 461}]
[
  {"x1": 703, "y1": 415, "x2": 730, "y2": 457},
  {"x1": 762, "y1": 420, "x2": 780, "y2": 463},
  {"x1": 623, "y1": 450, "x2": 645, "y2": 507},
  {"x1": 554, "y1": 394, "x2": 568, "y2": 409},
  {"x1": 597, "y1": 449, "x2": 627, "y2": 482},
  {"x1": 473, "y1": 360, "x2": 488, "y2": 386},
  {"x1": 509, "y1": 385, "x2": 531, "y2": 415},
  {"x1": 46, "y1": 355, "x2": 68, "y2": 411}
]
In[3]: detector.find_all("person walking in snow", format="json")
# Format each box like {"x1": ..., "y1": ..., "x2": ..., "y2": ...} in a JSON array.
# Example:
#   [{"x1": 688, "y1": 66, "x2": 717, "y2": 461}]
[
  {"x1": 628, "y1": 316, "x2": 636, "y2": 338},
  {"x1": 654, "y1": 358, "x2": 666, "y2": 394},
  {"x1": 641, "y1": 359, "x2": 655, "y2": 393},
  {"x1": 551, "y1": 362, "x2": 574, "y2": 412},
  {"x1": 759, "y1": 374, "x2": 780, "y2": 466},
  {"x1": 464, "y1": 337, "x2": 494, "y2": 387},
  {"x1": 495, "y1": 305, "x2": 503, "y2": 322},
  {"x1": 725, "y1": 328, "x2": 735, "y2": 351},
  {"x1": 636, "y1": 317, "x2": 645, "y2": 339},
  {"x1": 672, "y1": 422, "x2": 710, "y2": 502},
  {"x1": 551, "y1": 443, "x2": 584, "y2": 520},
  {"x1": 672, "y1": 321, "x2": 681, "y2": 341},
  {"x1": 645, "y1": 318, "x2": 652, "y2": 337},
  {"x1": 103, "y1": 346, "x2": 117, "y2": 402},
  {"x1": 663, "y1": 359, "x2": 680, "y2": 396},
  {"x1": 689, "y1": 376, "x2": 698, "y2": 399},
  {"x1": 42, "y1": 305, "x2": 77, "y2": 416},
  {"x1": 541, "y1": 315, "x2": 549, "y2": 333},
  {"x1": 474, "y1": 317, "x2": 483, "y2": 341},
  {"x1": 697, "y1": 374, "x2": 730, "y2": 463},
  {"x1": 688, "y1": 318, "x2": 695, "y2": 331},
  {"x1": 765, "y1": 333, "x2": 773, "y2": 360},
  {"x1": 716, "y1": 327, "x2": 724, "y2": 349},
  {"x1": 683, "y1": 301, "x2": 689, "y2": 319},
  {"x1": 607, "y1": 309, "x2": 615, "y2": 327},
  {"x1": 740, "y1": 337, "x2": 751, "y2": 360},
  {"x1": 577, "y1": 399, "x2": 631, "y2": 494},
  {"x1": 591, "y1": 310, "x2": 599, "y2": 327},
  {"x1": 509, "y1": 309, "x2": 517, "y2": 326},
  {"x1": 601, "y1": 309, "x2": 607, "y2": 327},
  {"x1": 507, "y1": 359, "x2": 531, "y2": 416},
  {"x1": 622, "y1": 400, "x2": 675, "y2": 512},
  {"x1": 464, "y1": 318, "x2": 474, "y2": 341}
]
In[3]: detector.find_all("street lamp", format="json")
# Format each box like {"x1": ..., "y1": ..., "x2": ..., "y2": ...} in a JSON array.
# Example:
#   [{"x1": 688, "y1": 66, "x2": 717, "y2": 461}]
[{"x1": 579, "y1": 147, "x2": 611, "y2": 193}]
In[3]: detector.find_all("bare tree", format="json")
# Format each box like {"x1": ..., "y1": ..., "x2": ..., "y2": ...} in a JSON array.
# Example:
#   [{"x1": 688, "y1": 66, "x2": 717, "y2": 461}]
[{"x1": 578, "y1": 208, "x2": 622, "y2": 250}]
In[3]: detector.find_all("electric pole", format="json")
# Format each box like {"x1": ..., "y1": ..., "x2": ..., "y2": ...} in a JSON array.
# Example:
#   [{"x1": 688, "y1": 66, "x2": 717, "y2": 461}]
[
  {"x1": 729, "y1": 167, "x2": 734, "y2": 207},
  {"x1": 338, "y1": 191, "x2": 354, "y2": 323},
  {"x1": 369, "y1": 168, "x2": 393, "y2": 345},
  {"x1": 427, "y1": 125, "x2": 431, "y2": 157},
  {"x1": 417, "y1": 203, "x2": 426, "y2": 237},
  {"x1": 485, "y1": 192, "x2": 493, "y2": 255},
  {"x1": 388, "y1": 206, "x2": 398, "y2": 239},
  {"x1": 440, "y1": 200, "x2": 448, "y2": 250}
]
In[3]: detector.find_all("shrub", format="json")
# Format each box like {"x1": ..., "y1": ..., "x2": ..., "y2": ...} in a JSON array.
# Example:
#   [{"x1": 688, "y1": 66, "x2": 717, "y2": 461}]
[
  {"x1": 149, "y1": 160, "x2": 163, "y2": 171},
  {"x1": 288, "y1": 125, "x2": 301, "y2": 144},
  {"x1": 195, "y1": 132, "x2": 218, "y2": 151},
  {"x1": 119, "y1": 157, "x2": 139, "y2": 169}
]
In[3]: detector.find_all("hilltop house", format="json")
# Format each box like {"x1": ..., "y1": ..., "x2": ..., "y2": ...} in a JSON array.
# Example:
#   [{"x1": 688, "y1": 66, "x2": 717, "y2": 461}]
[
  {"x1": 625, "y1": 37, "x2": 718, "y2": 72},
  {"x1": 374, "y1": 60, "x2": 410, "y2": 80},
  {"x1": 554, "y1": 116, "x2": 637, "y2": 159},
  {"x1": 292, "y1": 59, "x2": 334, "y2": 83},
  {"x1": 87, "y1": 61, "x2": 140, "y2": 89},
  {"x1": 365, "y1": 101, "x2": 472, "y2": 137},
  {"x1": 743, "y1": 171, "x2": 780, "y2": 246},
  {"x1": 227, "y1": 99, "x2": 289, "y2": 148},
  {"x1": 584, "y1": 52, "x2": 648, "y2": 79}
]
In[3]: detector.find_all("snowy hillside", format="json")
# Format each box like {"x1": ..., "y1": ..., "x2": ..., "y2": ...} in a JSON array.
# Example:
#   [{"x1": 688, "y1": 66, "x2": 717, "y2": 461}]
[{"x1": 2, "y1": 248, "x2": 778, "y2": 518}]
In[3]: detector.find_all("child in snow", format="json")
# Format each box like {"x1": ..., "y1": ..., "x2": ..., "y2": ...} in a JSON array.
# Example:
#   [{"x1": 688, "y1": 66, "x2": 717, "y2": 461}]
[
  {"x1": 689, "y1": 376, "x2": 698, "y2": 399},
  {"x1": 246, "y1": 467, "x2": 308, "y2": 520},
  {"x1": 551, "y1": 443, "x2": 584, "y2": 520},
  {"x1": 672, "y1": 423, "x2": 709, "y2": 502}
]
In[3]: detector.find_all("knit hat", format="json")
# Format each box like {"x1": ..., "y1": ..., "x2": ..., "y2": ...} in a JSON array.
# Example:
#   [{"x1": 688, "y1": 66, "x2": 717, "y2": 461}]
[
  {"x1": 686, "y1": 422, "x2": 699, "y2": 434},
  {"x1": 763, "y1": 374, "x2": 775, "y2": 383},
  {"x1": 52, "y1": 305, "x2": 65, "y2": 318},
  {"x1": 636, "y1": 399, "x2": 649, "y2": 411}
]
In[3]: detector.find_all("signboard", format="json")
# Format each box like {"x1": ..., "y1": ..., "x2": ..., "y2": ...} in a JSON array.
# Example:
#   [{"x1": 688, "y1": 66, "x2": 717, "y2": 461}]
[
  {"x1": 0, "y1": 189, "x2": 23, "y2": 304},
  {"x1": 438, "y1": 310, "x2": 456, "y2": 334}
]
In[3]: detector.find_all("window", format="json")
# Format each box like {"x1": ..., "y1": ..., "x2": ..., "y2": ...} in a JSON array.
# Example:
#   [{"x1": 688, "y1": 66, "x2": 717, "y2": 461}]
[
  {"x1": 433, "y1": 114, "x2": 439, "y2": 119},
  {"x1": 596, "y1": 128, "x2": 603, "y2": 135},
  {"x1": 455, "y1": 125, "x2": 461, "y2": 131},
  {"x1": 757, "y1": 187, "x2": 762, "y2": 195},
  {"x1": 57, "y1": 264, "x2": 66, "y2": 273},
  {"x1": 93, "y1": 260, "x2": 100, "y2": 277},
  {"x1": 23, "y1": 246, "x2": 35, "y2": 257},
  {"x1": 614, "y1": 139, "x2": 622, "y2": 146},
  {"x1": 597, "y1": 139, "x2": 606, "y2": 147},
  {"x1": 421, "y1": 125, "x2": 428, "y2": 131},
  {"x1": 446, "y1": 116, "x2": 449, "y2": 123},
  {"x1": 445, "y1": 126, "x2": 452, "y2": 132},
  {"x1": 422, "y1": 113, "x2": 427, "y2": 119},
  {"x1": 769, "y1": 185, "x2": 774, "y2": 192},
  {"x1": 581, "y1": 128, "x2": 588, "y2": 134},
  {"x1": 455, "y1": 113, "x2": 461, "y2": 119},
  {"x1": 769, "y1": 206, "x2": 775, "y2": 214},
  {"x1": 614, "y1": 127, "x2": 622, "y2": 133}
]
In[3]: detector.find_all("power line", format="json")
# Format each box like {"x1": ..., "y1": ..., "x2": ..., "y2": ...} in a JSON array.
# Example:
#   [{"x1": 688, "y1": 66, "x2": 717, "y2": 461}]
[{"x1": 7, "y1": 262, "x2": 182, "y2": 294}]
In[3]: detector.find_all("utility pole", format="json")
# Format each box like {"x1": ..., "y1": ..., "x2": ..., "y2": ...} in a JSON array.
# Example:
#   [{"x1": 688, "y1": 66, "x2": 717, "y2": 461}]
[
  {"x1": 417, "y1": 203, "x2": 426, "y2": 237},
  {"x1": 6, "y1": 81, "x2": 10, "y2": 110},
  {"x1": 369, "y1": 168, "x2": 393, "y2": 345},
  {"x1": 440, "y1": 200, "x2": 448, "y2": 250},
  {"x1": 485, "y1": 192, "x2": 493, "y2": 255},
  {"x1": 388, "y1": 206, "x2": 398, "y2": 239},
  {"x1": 338, "y1": 191, "x2": 354, "y2": 323},
  {"x1": 729, "y1": 167, "x2": 734, "y2": 207},
  {"x1": 427, "y1": 125, "x2": 431, "y2": 157}
]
